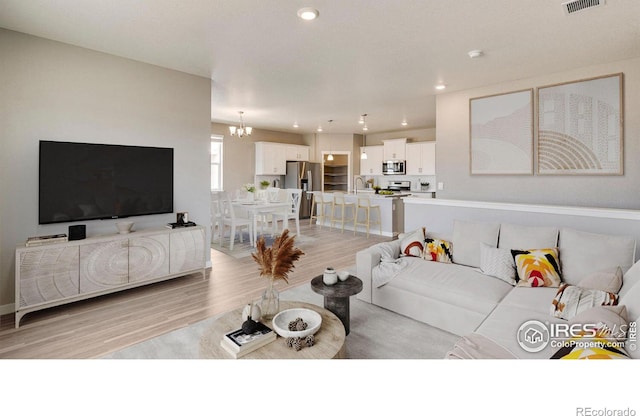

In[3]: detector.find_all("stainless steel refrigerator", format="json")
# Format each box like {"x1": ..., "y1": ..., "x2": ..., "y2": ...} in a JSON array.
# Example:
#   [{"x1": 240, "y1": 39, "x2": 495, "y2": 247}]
[{"x1": 285, "y1": 161, "x2": 322, "y2": 219}]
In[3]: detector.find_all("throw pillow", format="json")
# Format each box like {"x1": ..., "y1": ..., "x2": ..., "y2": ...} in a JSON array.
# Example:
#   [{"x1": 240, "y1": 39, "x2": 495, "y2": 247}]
[
  {"x1": 569, "y1": 305, "x2": 628, "y2": 341},
  {"x1": 578, "y1": 266, "x2": 623, "y2": 294},
  {"x1": 423, "y1": 238, "x2": 453, "y2": 263},
  {"x1": 550, "y1": 333, "x2": 629, "y2": 359},
  {"x1": 550, "y1": 283, "x2": 619, "y2": 320},
  {"x1": 512, "y1": 248, "x2": 562, "y2": 287},
  {"x1": 479, "y1": 243, "x2": 516, "y2": 285},
  {"x1": 400, "y1": 228, "x2": 425, "y2": 257}
]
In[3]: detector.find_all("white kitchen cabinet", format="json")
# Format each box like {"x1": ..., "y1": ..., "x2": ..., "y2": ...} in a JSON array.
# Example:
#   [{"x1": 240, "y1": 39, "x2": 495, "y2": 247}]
[
  {"x1": 255, "y1": 142, "x2": 287, "y2": 175},
  {"x1": 382, "y1": 138, "x2": 407, "y2": 161},
  {"x1": 360, "y1": 145, "x2": 383, "y2": 175},
  {"x1": 285, "y1": 144, "x2": 309, "y2": 161},
  {"x1": 406, "y1": 142, "x2": 436, "y2": 175}
]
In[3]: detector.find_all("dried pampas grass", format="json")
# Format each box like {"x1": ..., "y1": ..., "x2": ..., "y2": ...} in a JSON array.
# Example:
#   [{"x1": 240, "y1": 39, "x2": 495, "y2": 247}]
[{"x1": 251, "y1": 229, "x2": 304, "y2": 283}]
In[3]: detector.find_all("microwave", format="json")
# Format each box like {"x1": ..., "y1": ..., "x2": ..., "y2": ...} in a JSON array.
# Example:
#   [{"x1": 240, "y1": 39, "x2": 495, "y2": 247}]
[{"x1": 382, "y1": 160, "x2": 406, "y2": 175}]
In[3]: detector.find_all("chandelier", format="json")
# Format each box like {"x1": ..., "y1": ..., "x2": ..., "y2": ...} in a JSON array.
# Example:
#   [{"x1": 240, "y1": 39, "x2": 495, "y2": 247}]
[{"x1": 229, "y1": 111, "x2": 252, "y2": 137}]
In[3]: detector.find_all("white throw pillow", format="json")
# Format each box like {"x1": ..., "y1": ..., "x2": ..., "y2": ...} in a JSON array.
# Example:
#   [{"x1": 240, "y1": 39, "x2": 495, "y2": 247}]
[
  {"x1": 479, "y1": 243, "x2": 516, "y2": 285},
  {"x1": 578, "y1": 267, "x2": 623, "y2": 294},
  {"x1": 451, "y1": 220, "x2": 500, "y2": 268}
]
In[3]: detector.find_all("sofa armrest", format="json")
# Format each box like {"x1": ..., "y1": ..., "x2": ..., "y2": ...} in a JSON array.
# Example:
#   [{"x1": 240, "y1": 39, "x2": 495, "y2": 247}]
[{"x1": 356, "y1": 240, "x2": 401, "y2": 303}]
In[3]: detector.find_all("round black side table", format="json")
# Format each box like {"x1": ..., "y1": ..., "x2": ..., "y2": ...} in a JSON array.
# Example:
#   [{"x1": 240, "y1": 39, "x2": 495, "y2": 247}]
[{"x1": 310, "y1": 275, "x2": 363, "y2": 335}]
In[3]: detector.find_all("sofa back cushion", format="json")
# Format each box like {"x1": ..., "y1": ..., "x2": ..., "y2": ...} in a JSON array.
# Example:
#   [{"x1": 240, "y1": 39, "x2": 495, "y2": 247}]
[
  {"x1": 559, "y1": 228, "x2": 636, "y2": 286},
  {"x1": 619, "y1": 260, "x2": 640, "y2": 322},
  {"x1": 452, "y1": 220, "x2": 500, "y2": 268},
  {"x1": 498, "y1": 223, "x2": 559, "y2": 250}
]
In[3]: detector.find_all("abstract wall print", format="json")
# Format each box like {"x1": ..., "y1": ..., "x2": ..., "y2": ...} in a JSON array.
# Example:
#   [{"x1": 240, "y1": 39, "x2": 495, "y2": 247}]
[
  {"x1": 470, "y1": 89, "x2": 533, "y2": 175},
  {"x1": 537, "y1": 73, "x2": 623, "y2": 175}
]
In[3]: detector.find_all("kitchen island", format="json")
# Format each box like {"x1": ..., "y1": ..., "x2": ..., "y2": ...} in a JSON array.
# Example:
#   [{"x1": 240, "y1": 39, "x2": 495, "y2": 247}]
[{"x1": 310, "y1": 191, "x2": 404, "y2": 237}]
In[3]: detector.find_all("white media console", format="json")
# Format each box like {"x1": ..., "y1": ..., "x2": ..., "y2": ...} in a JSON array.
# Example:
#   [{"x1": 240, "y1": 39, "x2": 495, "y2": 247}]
[{"x1": 14, "y1": 225, "x2": 206, "y2": 328}]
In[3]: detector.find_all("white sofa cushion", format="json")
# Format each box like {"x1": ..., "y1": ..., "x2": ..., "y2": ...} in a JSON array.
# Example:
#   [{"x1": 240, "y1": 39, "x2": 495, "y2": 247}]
[
  {"x1": 498, "y1": 223, "x2": 559, "y2": 250},
  {"x1": 451, "y1": 220, "x2": 500, "y2": 268},
  {"x1": 579, "y1": 266, "x2": 623, "y2": 293},
  {"x1": 383, "y1": 258, "x2": 512, "y2": 315},
  {"x1": 559, "y1": 228, "x2": 636, "y2": 285}
]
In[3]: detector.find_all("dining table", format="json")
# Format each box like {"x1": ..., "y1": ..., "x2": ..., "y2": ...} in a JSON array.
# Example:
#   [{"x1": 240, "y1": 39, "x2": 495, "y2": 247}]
[{"x1": 232, "y1": 200, "x2": 290, "y2": 246}]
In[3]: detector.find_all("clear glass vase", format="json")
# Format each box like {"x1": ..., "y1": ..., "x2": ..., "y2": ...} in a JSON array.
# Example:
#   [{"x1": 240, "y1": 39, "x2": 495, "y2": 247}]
[{"x1": 260, "y1": 278, "x2": 279, "y2": 320}]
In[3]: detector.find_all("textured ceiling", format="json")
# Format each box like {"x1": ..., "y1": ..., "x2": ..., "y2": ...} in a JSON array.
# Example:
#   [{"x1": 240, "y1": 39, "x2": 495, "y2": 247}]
[{"x1": 1, "y1": 0, "x2": 639, "y2": 134}]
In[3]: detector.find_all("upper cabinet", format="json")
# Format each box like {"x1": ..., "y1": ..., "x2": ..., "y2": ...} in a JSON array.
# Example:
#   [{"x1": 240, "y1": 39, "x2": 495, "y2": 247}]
[
  {"x1": 285, "y1": 144, "x2": 309, "y2": 161},
  {"x1": 406, "y1": 142, "x2": 436, "y2": 175},
  {"x1": 360, "y1": 145, "x2": 383, "y2": 175},
  {"x1": 382, "y1": 138, "x2": 407, "y2": 160},
  {"x1": 255, "y1": 142, "x2": 287, "y2": 175}
]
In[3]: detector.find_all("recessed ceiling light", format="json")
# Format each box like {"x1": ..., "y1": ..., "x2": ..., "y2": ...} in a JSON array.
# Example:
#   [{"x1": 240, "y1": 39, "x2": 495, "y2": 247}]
[
  {"x1": 317, "y1": 126, "x2": 323, "y2": 132},
  {"x1": 468, "y1": 50, "x2": 483, "y2": 58},
  {"x1": 293, "y1": 122, "x2": 299, "y2": 128},
  {"x1": 435, "y1": 84, "x2": 447, "y2": 90},
  {"x1": 401, "y1": 120, "x2": 408, "y2": 126},
  {"x1": 297, "y1": 7, "x2": 319, "y2": 20}
]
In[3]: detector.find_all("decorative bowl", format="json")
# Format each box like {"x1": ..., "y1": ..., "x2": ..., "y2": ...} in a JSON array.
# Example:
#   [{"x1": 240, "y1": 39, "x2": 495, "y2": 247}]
[
  {"x1": 272, "y1": 308, "x2": 322, "y2": 338},
  {"x1": 115, "y1": 221, "x2": 134, "y2": 234},
  {"x1": 338, "y1": 270, "x2": 350, "y2": 281}
]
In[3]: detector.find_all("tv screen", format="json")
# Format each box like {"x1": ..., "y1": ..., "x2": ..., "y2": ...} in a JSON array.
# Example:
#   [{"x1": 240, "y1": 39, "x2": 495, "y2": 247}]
[{"x1": 39, "y1": 140, "x2": 174, "y2": 224}]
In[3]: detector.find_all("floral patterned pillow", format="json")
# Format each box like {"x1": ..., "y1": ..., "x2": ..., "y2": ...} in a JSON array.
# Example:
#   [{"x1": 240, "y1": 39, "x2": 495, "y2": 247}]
[
  {"x1": 423, "y1": 238, "x2": 453, "y2": 263},
  {"x1": 511, "y1": 248, "x2": 562, "y2": 287}
]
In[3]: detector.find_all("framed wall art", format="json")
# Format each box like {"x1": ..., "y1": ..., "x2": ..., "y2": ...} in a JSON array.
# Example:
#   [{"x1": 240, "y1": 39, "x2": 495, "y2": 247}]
[
  {"x1": 470, "y1": 89, "x2": 533, "y2": 175},
  {"x1": 537, "y1": 73, "x2": 623, "y2": 175}
]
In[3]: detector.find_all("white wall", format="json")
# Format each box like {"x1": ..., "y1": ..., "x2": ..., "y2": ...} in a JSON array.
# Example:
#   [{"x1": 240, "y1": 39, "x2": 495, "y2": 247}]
[
  {"x1": 0, "y1": 29, "x2": 212, "y2": 310},
  {"x1": 435, "y1": 57, "x2": 640, "y2": 209}
]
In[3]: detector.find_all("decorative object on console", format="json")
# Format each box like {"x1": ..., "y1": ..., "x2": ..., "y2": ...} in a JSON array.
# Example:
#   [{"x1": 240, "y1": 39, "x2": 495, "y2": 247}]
[
  {"x1": 550, "y1": 283, "x2": 618, "y2": 320},
  {"x1": 68, "y1": 225, "x2": 86, "y2": 241},
  {"x1": 512, "y1": 248, "x2": 562, "y2": 287},
  {"x1": 470, "y1": 89, "x2": 534, "y2": 175},
  {"x1": 115, "y1": 221, "x2": 134, "y2": 234},
  {"x1": 537, "y1": 73, "x2": 623, "y2": 176},
  {"x1": 25, "y1": 233, "x2": 68, "y2": 247},
  {"x1": 251, "y1": 229, "x2": 305, "y2": 319},
  {"x1": 423, "y1": 238, "x2": 453, "y2": 263},
  {"x1": 176, "y1": 212, "x2": 188, "y2": 224}
]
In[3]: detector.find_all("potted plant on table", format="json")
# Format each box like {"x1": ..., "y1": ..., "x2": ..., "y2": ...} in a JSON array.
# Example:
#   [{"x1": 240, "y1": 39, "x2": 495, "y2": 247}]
[
  {"x1": 243, "y1": 183, "x2": 256, "y2": 201},
  {"x1": 260, "y1": 180, "x2": 271, "y2": 190},
  {"x1": 251, "y1": 229, "x2": 305, "y2": 319}
]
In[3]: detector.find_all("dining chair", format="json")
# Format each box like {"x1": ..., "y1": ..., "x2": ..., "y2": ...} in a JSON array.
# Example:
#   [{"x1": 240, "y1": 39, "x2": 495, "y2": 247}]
[
  {"x1": 211, "y1": 191, "x2": 224, "y2": 244},
  {"x1": 271, "y1": 188, "x2": 302, "y2": 236},
  {"x1": 220, "y1": 191, "x2": 253, "y2": 250}
]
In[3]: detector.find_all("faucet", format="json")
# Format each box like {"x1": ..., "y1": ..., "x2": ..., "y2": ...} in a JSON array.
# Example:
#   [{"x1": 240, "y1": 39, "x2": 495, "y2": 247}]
[{"x1": 354, "y1": 176, "x2": 365, "y2": 194}]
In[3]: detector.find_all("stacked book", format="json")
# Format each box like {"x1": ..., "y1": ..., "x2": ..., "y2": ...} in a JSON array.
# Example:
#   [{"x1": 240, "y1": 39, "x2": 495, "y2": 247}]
[
  {"x1": 220, "y1": 321, "x2": 276, "y2": 358},
  {"x1": 26, "y1": 234, "x2": 68, "y2": 247}
]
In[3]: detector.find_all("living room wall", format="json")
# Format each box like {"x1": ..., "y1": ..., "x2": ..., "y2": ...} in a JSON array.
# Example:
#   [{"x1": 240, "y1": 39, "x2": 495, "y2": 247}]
[
  {"x1": 0, "y1": 29, "x2": 212, "y2": 312},
  {"x1": 435, "y1": 56, "x2": 640, "y2": 210}
]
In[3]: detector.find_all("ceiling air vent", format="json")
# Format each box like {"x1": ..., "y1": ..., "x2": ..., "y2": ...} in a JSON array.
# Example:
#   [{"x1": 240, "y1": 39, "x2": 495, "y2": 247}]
[{"x1": 562, "y1": 0, "x2": 605, "y2": 15}]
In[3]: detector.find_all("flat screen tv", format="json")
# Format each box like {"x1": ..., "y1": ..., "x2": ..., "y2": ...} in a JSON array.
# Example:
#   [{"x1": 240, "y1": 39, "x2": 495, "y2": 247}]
[{"x1": 39, "y1": 140, "x2": 174, "y2": 224}]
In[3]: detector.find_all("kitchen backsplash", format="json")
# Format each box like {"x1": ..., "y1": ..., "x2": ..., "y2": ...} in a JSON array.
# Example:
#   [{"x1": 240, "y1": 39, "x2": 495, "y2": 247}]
[{"x1": 358, "y1": 175, "x2": 437, "y2": 192}]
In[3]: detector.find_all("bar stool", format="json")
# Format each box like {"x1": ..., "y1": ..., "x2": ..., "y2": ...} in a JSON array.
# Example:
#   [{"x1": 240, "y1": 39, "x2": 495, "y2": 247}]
[
  {"x1": 309, "y1": 192, "x2": 325, "y2": 227},
  {"x1": 354, "y1": 196, "x2": 382, "y2": 237},
  {"x1": 330, "y1": 192, "x2": 355, "y2": 233}
]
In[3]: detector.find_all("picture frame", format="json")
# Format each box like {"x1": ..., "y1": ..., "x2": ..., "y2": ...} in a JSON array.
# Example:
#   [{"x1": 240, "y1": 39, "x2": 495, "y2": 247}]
[
  {"x1": 469, "y1": 89, "x2": 534, "y2": 175},
  {"x1": 537, "y1": 73, "x2": 623, "y2": 175}
]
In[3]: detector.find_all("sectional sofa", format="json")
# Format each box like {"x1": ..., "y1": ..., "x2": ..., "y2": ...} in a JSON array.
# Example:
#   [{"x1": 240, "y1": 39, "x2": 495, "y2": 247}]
[{"x1": 356, "y1": 220, "x2": 640, "y2": 358}]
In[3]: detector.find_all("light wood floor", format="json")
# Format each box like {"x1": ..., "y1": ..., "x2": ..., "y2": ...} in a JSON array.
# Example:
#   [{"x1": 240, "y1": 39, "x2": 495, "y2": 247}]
[{"x1": 0, "y1": 221, "x2": 390, "y2": 358}]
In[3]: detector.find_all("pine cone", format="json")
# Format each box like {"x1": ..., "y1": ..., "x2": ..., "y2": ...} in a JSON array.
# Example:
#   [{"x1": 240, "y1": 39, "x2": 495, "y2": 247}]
[
  {"x1": 286, "y1": 337, "x2": 296, "y2": 348},
  {"x1": 305, "y1": 335, "x2": 315, "y2": 347},
  {"x1": 291, "y1": 337, "x2": 303, "y2": 351},
  {"x1": 295, "y1": 320, "x2": 308, "y2": 331},
  {"x1": 288, "y1": 317, "x2": 303, "y2": 331}
]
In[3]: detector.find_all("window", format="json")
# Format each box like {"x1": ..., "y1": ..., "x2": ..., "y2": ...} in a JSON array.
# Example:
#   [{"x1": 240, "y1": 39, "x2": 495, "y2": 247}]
[{"x1": 210, "y1": 135, "x2": 223, "y2": 191}]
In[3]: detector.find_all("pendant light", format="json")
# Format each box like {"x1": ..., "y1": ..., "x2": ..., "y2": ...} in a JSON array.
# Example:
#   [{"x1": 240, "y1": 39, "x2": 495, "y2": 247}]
[
  {"x1": 360, "y1": 114, "x2": 368, "y2": 160},
  {"x1": 327, "y1": 119, "x2": 334, "y2": 161}
]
